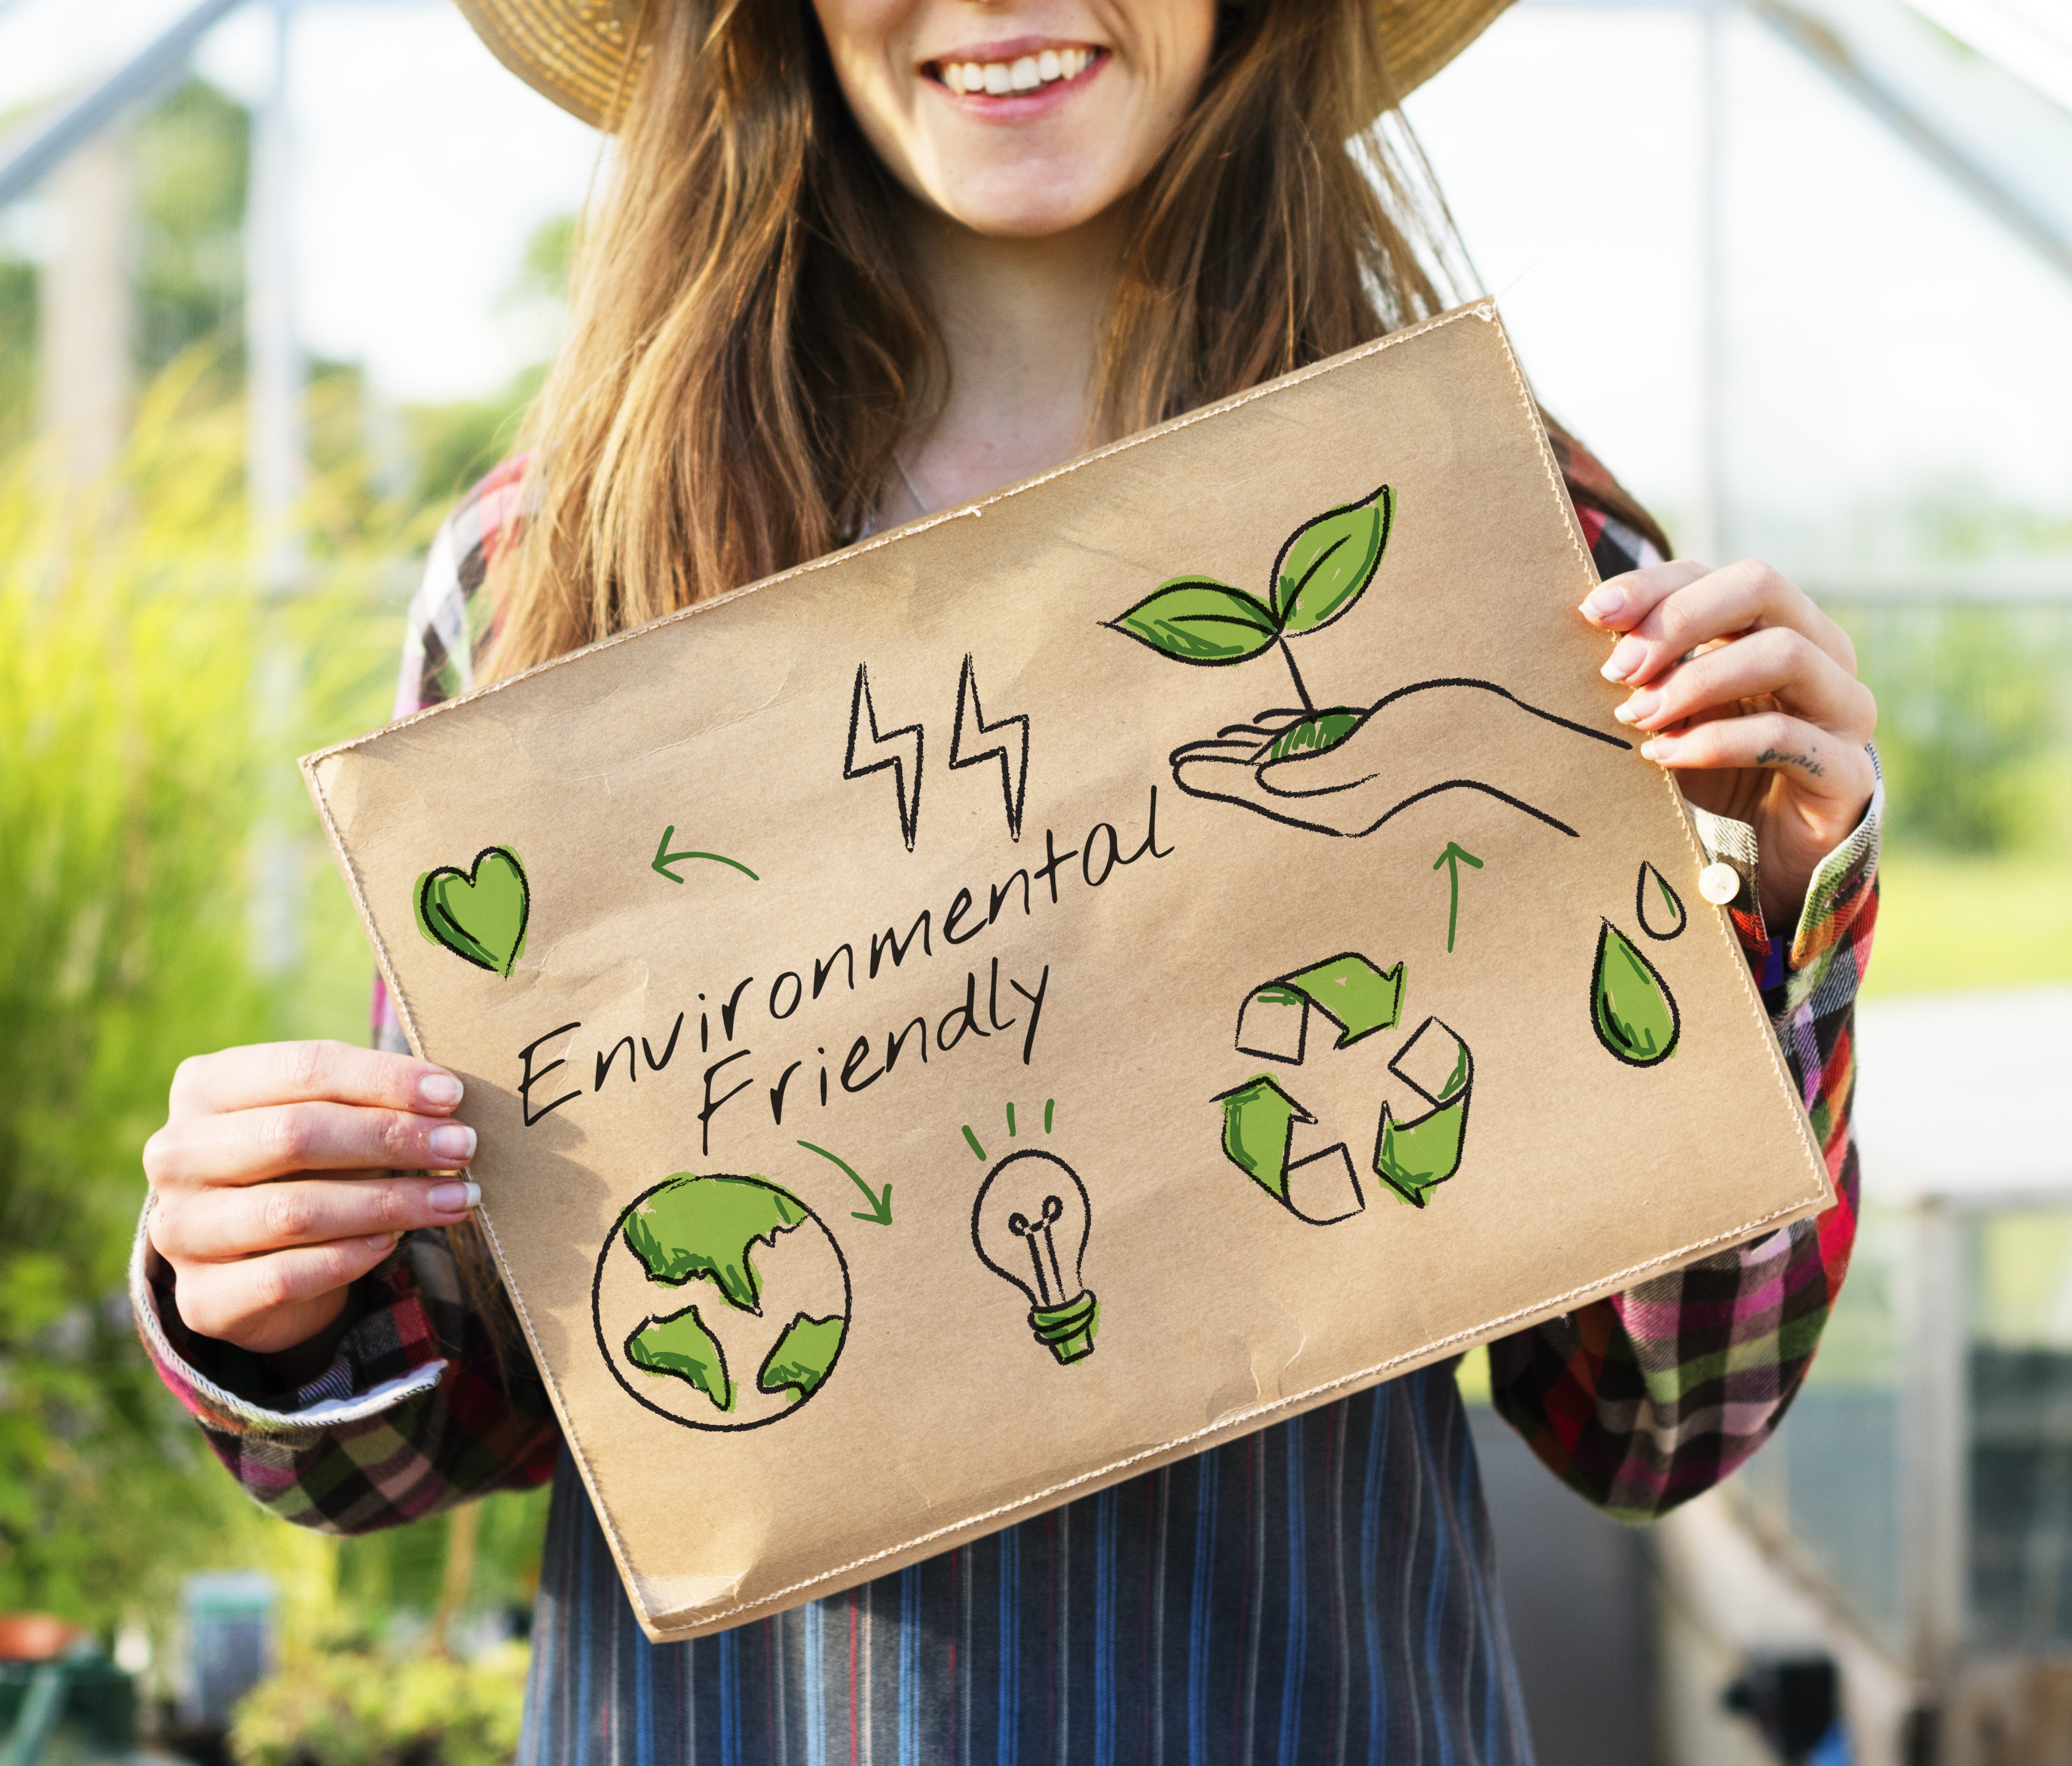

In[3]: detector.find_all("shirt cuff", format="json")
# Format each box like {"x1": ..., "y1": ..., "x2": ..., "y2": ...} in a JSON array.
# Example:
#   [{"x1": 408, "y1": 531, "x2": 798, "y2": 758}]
[
  {"x1": 1688, "y1": 748, "x2": 1883, "y2": 973},
  {"x1": 130, "y1": 1199, "x2": 447, "y2": 1437}
]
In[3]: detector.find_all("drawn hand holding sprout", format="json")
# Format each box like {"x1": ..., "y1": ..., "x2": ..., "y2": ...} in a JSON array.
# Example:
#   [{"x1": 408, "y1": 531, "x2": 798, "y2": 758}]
[{"x1": 1106, "y1": 485, "x2": 1630, "y2": 841}]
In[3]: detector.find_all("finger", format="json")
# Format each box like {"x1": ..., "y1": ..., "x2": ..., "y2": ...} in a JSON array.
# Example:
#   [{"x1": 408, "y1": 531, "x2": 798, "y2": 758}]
[
  {"x1": 1639, "y1": 712, "x2": 1877, "y2": 805},
  {"x1": 1577, "y1": 558, "x2": 1710, "y2": 632},
  {"x1": 168, "y1": 1041, "x2": 464, "y2": 1123},
  {"x1": 163, "y1": 1237, "x2": 403, "y2": 1346},
  {"x1": 152, "y1": 1173, "x2": 480, "y2": 1261},
  {"x1": 1601, "y1": 560, "x2": 1856, "y2": 687},
  {"x1": 1613, "y1": 626, "x2": 1877, "y2": 741},
  {"x1": 144, "y1": 1102, "x2": 477, "y2": 1190}
]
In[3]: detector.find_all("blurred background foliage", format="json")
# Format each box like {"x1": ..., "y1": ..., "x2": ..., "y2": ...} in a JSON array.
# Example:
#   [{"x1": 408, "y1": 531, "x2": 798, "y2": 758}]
[
  {"x1": 0, "y1": 73, "x2": 562, "y2": 1734},
  {"x1": 0, "y1": 43, "x2": 2068, "y2": 1762}
]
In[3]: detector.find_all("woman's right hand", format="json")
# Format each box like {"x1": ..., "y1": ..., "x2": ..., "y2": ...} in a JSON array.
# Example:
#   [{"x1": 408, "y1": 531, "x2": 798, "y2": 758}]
[{"x1": 143, "y1": 1041, "x2": 482, "y2": 1361}]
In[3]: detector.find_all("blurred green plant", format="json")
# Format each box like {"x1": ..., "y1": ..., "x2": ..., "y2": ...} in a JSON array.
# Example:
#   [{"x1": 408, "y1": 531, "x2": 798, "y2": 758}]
[
  {"x1": 1836, "y1": 603, "x2": 2072, "y2": 856},
  {"x1": 229, "y1": 1642, "x2": 528, "y2": 1766},
  {"x1": 0, "y1": 375, "x2": 289, "y2": 1631},
  {"x1": 0, "y1": 359, "x2": 549, "y2": 1670}
]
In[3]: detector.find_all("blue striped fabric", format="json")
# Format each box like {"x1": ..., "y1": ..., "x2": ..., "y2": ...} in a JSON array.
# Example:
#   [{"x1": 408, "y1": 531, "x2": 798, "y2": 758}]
[{"x1": 519, "y1": 1366, "x2": 1534, "y2": 1765}]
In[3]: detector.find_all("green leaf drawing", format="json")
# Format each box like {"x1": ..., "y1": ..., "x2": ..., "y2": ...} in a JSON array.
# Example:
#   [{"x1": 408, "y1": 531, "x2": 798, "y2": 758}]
[
  {"x1": 1106, "y1": 579, "x2": 1280, "y2": 665},
  {"x1": 626, "y1": 1302, "x2": 734, "y2": 1414},
  {"x1": 757, "y1": 1312, "x2": 847, "y2": 1406},
  {"x1": 1592, "y1": 922, "x2": 1680, "y2": 1067},
  {"x1": 1271, "y1": 485, "x2": 1393, "y2": 635},
  {"x1": 1259, "y1": 708, "x2": 1363, "y2": 762}
]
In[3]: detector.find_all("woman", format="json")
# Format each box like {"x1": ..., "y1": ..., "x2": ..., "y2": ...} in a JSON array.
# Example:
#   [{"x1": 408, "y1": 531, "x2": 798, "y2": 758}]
[{"x1": 138, "y1": 2, "x2": 1880, "y2": 1759}]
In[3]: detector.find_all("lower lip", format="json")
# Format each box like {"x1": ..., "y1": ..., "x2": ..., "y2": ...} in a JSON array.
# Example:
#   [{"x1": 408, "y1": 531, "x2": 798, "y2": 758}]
[{"x1": 930, "y1": 55, "x2": 1106, "y2": 120}]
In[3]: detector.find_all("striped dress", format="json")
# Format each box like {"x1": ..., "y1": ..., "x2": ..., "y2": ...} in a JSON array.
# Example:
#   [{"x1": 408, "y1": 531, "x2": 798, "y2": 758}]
[{"x1": 131, "y1": 445, "x2": 1881, "y2": 1765}]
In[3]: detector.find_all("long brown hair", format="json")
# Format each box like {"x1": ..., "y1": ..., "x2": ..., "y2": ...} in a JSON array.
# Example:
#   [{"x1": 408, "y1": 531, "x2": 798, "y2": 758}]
[{"x1": 488, "y1": 0, "x2": 1664, "y2": 680}]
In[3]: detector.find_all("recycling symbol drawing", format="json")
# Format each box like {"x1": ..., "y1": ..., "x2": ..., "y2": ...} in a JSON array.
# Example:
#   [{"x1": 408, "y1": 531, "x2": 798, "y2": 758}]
[{"x1": 1212, "y1": 953, "x2": 1472, "y2": 1223}]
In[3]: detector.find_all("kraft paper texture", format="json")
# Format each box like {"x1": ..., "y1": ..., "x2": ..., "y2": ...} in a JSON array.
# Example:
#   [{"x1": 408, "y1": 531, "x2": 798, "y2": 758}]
[{"x1": 305, "y1": 302, "x2": 1832, "y2": 1642}]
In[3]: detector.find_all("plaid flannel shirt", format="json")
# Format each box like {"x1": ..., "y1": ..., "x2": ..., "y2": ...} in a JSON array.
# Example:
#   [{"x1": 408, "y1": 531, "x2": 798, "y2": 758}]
[{"x1": 133, "y1": 448, "x2": 1878, "y2": 1537}]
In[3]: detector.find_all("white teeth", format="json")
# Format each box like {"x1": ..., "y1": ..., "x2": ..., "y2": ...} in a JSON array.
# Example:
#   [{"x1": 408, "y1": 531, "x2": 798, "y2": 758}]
[{"x1": 937, "y1": 47, "x2": 1096, "y2": 96}]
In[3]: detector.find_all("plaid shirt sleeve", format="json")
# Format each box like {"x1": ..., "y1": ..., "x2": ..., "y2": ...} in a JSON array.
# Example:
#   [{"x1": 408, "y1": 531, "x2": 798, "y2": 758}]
[
  {"x1": 129, "y1": 458, "x2": 561, "y2": 1534},
  {"x1": 1486, "y1": 503, "x2": 1878, "y2": 1521}
]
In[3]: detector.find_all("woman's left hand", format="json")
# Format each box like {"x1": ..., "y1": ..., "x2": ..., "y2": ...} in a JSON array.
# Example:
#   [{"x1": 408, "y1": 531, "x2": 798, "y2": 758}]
[{"x1": 1581, "y1": 558, "x2": 1877, "y2": 932}]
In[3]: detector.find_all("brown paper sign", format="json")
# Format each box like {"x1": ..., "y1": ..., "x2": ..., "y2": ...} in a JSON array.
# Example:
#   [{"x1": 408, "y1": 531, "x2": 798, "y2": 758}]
[{"x1": 305, "y1": 303, "x2": 1830, "y2": 1642}]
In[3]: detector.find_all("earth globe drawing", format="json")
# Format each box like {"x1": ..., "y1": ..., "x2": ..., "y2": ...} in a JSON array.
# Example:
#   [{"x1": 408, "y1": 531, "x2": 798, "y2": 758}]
[{"x1": 593, "y1": 1172, "x2": 852, "y2": 1432}]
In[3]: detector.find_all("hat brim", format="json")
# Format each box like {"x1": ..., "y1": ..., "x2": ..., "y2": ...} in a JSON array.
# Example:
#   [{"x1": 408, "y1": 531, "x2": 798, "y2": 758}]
[{"x1": 453, "y1": 0, "x2": 1516, "y2": 130}]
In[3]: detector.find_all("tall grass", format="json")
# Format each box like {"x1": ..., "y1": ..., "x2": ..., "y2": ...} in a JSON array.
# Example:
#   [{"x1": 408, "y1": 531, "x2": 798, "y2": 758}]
[{"x1": 0, "y1": 363, "x2": 413, "y2": 1648}]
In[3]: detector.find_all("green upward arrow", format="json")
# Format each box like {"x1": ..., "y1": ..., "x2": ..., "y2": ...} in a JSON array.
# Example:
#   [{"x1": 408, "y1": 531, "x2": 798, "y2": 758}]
[{"x1": 1432, "y1": 841, "x2": 1484, "y2": 953}]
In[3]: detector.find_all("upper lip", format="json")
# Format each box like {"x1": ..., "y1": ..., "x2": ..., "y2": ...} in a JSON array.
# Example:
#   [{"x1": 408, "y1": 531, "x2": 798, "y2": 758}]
[{"x1": 922, "y1": 36, "x2": 1104, "y2": 67}]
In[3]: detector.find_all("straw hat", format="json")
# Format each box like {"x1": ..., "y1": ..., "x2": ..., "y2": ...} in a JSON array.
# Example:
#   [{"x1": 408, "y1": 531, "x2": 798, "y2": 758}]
[{"x1": 451, "y1": 0, "x2": 1515, "y2": 130}]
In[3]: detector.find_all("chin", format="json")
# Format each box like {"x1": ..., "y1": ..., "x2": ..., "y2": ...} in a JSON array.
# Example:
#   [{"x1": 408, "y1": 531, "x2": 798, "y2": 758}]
[{"x1": 933, "y1": 170, "x2": 1125, "y2": 240}]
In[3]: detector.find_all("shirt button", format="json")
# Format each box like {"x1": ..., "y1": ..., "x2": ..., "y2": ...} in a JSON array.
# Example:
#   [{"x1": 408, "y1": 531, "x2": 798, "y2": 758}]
[{"x1": 1698, "y1": 863, "x2": 1740, "y2": 906}]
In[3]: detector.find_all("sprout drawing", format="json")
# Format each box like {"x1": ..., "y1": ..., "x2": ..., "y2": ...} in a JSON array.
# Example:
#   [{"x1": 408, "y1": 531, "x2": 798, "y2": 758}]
[
  {"x1": 1104, "y1": 485, "x2": 1393, "y2": 761},
  {"x1": 1106, "y1": 482, "x2": 1639, "y2": 843}
]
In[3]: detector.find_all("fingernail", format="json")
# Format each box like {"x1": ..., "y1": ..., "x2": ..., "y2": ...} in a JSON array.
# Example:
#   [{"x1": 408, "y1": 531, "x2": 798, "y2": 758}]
[
  {"x1": 427, "y1": 1123, "x2": 476, "y2": 1163},
  {"x1": 1581, "y1": 585, "x2": 1624, "y2": 620},
  {"x1": 1603, "y1": 638, "x2": 1646, "y2": 682},
  {"x1": 418, "y1": 1071, "x2": 463, "y2": 1108},
  {"x1": 1641, "y1": 738, "x2": 1674, "y2": 762},
  {"x1": 1614, "y1": 689, "x2": 1659, "y2": 726},
  {"x1": 428, "y1": 1179, "x2": 480, "y2": 1213},
  {"x1": 364, "y1": 1232, "x2": 401, "y2": 1253}
]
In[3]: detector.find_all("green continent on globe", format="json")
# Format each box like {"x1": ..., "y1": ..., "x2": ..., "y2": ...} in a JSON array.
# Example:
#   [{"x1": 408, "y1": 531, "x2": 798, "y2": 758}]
[
  {"x1": 625, "y1": 1302, "x2": 734, "y2": 1414},
  {"x1": 757, "y1": 1313, "x2": 845, "y2": 1406},
  {"x1": 622, "y1": 1174, "x2": 809, "y2": 1314}
]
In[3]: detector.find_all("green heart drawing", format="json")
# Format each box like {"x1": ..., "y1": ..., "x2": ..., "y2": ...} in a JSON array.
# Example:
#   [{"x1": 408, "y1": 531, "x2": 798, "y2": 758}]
[{"x1": 415, "y1": 846, "x2": 530, "y2": 978}]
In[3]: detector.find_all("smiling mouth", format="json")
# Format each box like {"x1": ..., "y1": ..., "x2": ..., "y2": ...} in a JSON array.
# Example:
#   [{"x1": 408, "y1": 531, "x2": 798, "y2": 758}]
[{"x1": 926, "y1": 45, "x2": 1106, "y2": 98}]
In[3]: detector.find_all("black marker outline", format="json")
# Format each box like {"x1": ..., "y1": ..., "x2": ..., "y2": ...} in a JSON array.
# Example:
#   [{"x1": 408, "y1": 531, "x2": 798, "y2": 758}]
[
  {"x1": 1167, "y1": 678, "x2": 1632, "y2": 840},
  {"x1": 1635, "y1": 861, "x2": 1688, "y2": 941},
  {"x1": 593, "y1": 1173, "x2": 852, "y2": 1434},
  {"x1": 947, "y1": 653, "x2": 1030, "y2": 843},
  {"x1": 1590, "y1": 920, "x2": 1683, "y2": 1067},
  {"x1": 843, "y1": 663, "x2": 924, "y2": 852},
  {"x1": 416, "y1": 844, "x2": 530, "y2": 976},
  {"x1": 1371, "y1": 1015, "x2": 1474, "y2": 1210}
]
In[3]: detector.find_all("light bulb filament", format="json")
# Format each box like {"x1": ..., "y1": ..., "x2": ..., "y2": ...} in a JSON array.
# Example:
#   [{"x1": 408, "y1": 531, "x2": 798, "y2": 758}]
[{"x1": 1008, "y1": 1195, "x2": 1069, "y2": 1305}]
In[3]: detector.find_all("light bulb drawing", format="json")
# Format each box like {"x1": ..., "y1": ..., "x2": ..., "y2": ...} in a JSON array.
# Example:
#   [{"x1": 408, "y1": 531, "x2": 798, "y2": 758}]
[{"x1": 971, "y1": 1149, "x2": 1098, "y2": 1365}]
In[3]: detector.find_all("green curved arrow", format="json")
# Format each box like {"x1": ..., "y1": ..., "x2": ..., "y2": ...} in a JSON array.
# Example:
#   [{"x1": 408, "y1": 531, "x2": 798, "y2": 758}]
[
  {"x1": 1238, "y1": 954, "x2": 1404, "y2": 1063},
  {"x1": 1372, "y1": 1020, "x2": 1473, "y2": 1210},
  {"x1": 1215, "y1": 1074, "x2": 1314, "y2": 1205}
]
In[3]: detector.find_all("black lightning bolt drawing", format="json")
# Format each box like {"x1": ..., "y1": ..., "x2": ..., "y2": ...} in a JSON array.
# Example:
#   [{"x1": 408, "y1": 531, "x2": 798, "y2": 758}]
[
  {"x1": 843, "y1": 663, "x2": 924, "y2": 852},
  {"x1": 947, "y1": 654, "x2": 1030, "y2": 843}
]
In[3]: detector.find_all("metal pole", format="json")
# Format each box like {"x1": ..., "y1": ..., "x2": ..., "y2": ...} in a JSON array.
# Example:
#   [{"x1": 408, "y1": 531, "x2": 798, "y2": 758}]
[
  {"x1": 246, "y1": 0, "x2": 305, "y2": 978},
  {"x1": 246, "y1": 0, "x2": 304, "y2": 585}
]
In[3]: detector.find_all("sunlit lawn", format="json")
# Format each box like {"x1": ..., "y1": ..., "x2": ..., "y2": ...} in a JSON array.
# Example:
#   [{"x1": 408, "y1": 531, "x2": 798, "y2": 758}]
[{"x1": 1864, "y1": 853, "x2": 2072, "y2": 997}]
